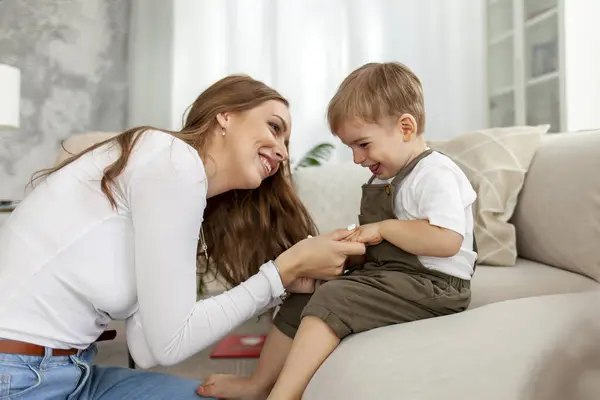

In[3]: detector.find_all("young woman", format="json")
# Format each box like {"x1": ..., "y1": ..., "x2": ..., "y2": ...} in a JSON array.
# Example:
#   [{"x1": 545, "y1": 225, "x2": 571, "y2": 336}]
[{"x1": 0, "y1": 75, "x2": 365, "y2": 399}]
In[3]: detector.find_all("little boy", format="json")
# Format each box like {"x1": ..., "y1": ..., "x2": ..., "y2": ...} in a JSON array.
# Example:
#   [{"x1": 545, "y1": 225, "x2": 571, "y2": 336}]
[{"x1": 198, "y1": 62, "x2": 477, "y2": 400}]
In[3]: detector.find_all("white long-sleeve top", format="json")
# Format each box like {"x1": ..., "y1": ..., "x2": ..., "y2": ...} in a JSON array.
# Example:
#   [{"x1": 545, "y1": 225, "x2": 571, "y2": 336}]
[{"x1": 0, "y1": 130, "x2": 285, "y2": 368}]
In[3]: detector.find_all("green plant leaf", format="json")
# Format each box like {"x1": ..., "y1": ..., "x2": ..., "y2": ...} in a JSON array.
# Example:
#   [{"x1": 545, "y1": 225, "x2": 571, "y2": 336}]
[
  {"x1": 294, "y1": 143, "x2": 335, "y2": 171},
  {"x1": 298, "y1": 157, "x2": 321, "y2": 167}
]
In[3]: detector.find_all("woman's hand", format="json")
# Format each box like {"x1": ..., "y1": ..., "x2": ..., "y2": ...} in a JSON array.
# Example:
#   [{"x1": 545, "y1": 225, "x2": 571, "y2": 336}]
[
  {"x1": 274, "y1": 228, "x2": 366, "y2": 286},
  {"x1": 344, "y1": 222, "x2": 383, "y2": 246}
]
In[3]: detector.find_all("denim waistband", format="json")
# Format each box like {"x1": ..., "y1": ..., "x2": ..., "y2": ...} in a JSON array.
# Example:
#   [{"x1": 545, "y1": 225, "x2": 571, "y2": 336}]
[{"x1": 0, "y1": 341, "x2": 96, "y2": 366}]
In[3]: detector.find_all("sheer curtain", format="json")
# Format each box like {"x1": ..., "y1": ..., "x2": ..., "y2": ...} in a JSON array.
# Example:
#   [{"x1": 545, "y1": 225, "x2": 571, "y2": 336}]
[{"x1": 129, "y1": 0, "x2": 485, "y2": 163}]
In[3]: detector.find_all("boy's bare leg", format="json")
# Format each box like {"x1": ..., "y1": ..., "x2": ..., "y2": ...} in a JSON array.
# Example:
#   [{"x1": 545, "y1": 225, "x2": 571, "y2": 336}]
[
  {"x1": 267, "y1": 316, "x2": 340, "y2": 400},
  {"x1": 197, "y1": 325, "x2": 293, "y2": 400}
]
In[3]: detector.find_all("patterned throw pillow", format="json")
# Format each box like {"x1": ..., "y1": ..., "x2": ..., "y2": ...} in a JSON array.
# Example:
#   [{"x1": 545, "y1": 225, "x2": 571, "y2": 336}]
[{"x1": 428, "y1": 125, "x2": 549, "y2": 266}]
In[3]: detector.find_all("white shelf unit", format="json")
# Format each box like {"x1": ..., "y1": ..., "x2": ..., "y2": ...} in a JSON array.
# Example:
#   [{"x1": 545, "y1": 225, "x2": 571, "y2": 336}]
[{"x1": 485, "y1": 0, "x2": 600, "y2": 132}]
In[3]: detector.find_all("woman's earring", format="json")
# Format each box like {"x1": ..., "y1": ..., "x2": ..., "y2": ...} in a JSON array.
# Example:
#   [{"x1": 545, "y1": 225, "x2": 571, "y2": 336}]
[{"x1": 221, "y1": 127, "x2": 226, "y2": 136}]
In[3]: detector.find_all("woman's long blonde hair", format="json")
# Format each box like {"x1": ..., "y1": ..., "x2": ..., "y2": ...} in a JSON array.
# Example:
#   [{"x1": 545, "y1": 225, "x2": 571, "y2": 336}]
[{"x1": 31, "y1": 75, "x2": 318, "y2": 286}]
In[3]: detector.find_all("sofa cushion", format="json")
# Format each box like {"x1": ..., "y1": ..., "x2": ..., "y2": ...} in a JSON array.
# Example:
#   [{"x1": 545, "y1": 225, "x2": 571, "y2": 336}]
[
  {"x1": 511, "y1": 129, "x2": 600, "y2": 283},
  {"x1": 305, "y1": 291, "x2": 600, "y2": 400},
  {"x1": 470, "y1": 259, "x2": 600, "y2": 309},
  {"x1": 293, "y1": 162, "x2": 370, "y2": 234},
  {"x1": 428, "y1": 125, "x2": 549, "y2": 266}
]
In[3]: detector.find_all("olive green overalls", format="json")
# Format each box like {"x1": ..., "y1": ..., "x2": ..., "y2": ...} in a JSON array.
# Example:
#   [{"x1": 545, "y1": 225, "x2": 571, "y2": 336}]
[{"x1": 274, "y1": 149, "x2": 474, "y2": 339}]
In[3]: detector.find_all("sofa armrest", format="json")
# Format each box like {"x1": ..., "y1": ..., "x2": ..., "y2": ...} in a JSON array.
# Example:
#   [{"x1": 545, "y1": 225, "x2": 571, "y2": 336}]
[{"x1": 511, "y1": 129, "x2": 600, "y2": 282}]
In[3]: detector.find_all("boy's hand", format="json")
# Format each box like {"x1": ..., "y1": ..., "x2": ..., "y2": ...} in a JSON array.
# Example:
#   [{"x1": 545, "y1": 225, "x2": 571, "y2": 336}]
[
  {"x1": 344, "y1": 222, "x2": 383, "y2": 246},
  {"x1": 286, "y1": 277, "x2": 317, "y2": 293}
]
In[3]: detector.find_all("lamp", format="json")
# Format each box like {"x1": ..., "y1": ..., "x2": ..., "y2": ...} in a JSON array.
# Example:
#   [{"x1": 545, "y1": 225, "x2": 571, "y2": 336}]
[
  {"x1": 0, "y1": 63, "x2": 20, "y2": 130},
  {"x1": 0, "y1": 63, "x2": 21, "y2": 212}
]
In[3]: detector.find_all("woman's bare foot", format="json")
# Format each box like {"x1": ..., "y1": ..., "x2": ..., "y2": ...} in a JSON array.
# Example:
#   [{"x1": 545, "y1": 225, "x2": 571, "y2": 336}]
[{"x1": 197, "y1": 374, "x2": 268, "y2": 400}]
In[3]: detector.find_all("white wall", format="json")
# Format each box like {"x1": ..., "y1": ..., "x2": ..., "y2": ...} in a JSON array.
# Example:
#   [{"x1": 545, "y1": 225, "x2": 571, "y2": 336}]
[
  {"x1": 128, "y1": 0, "x2": 486, "y2": 162},
  {"x1": 563, "y1": 0, "x2": 600, "y2": 132}
]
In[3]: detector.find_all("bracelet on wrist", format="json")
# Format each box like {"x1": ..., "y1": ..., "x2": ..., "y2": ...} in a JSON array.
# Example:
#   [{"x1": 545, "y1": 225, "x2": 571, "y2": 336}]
[{"x1": 272, "y1": 259, "x2": 290, "y2": 301}]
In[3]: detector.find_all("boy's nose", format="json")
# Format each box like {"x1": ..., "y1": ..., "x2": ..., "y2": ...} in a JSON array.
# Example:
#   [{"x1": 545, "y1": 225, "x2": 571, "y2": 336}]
[{"x1": 353, "y1": 151, "x2": 365, "y2": 165}]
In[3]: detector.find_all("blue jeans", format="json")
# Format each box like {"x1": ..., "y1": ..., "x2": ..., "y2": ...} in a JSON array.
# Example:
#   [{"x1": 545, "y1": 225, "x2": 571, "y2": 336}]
[{"x1": 0, "y1": 345, "x2": 215, "y2": 399}]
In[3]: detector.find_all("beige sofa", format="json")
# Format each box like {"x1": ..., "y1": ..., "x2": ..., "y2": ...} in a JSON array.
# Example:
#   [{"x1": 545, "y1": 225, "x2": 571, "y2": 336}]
[
  {"x1": 292, "y1": 129, "x2": 600, "y2": 399},
  {"x1": 58, "y1": 129, "x2": 600, "y2": 398}
]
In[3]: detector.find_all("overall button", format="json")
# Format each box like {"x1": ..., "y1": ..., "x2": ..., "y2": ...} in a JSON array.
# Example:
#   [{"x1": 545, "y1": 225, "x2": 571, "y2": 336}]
[{"x1": 385, "y1": 184, "x2": 391, "y2": 195}]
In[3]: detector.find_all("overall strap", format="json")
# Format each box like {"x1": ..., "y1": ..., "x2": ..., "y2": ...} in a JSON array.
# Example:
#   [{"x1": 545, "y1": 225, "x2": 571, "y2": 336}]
[{"x1": 390, "y1": 148, "x2": 434, "y2": 187}]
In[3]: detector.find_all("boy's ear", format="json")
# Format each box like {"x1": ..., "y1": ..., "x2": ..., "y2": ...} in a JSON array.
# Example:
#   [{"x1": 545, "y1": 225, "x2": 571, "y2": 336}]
[{"x1": 397, "y1": 114, "x2": 418, "y2": 142}]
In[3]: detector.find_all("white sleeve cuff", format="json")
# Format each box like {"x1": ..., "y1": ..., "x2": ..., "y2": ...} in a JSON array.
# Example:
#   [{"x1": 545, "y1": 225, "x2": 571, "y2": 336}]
[
  {"x1": 264, "y1": 297, "x2": 283, "y2": 311},
  {"x1": 259, "y1": 261, "x2": 286, "y2": 299},
  {"x1": 428, "y1": 214, "x2": 465, "y2": 237}
]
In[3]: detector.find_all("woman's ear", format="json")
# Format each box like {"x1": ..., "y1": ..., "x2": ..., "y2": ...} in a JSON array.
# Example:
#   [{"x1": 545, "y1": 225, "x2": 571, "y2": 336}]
[
  {"x1": 216, "y1": 112, "x2": 229, "y2": 130},
  {"x1": 397, "y1": 114, "x2": 418, "y2": 142}
]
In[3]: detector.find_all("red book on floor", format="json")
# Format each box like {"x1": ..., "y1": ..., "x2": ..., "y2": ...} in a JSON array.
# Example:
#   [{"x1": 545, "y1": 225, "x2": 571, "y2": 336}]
[{"x1": 209, "y1": 334, "x2": 266, "y2": 359}]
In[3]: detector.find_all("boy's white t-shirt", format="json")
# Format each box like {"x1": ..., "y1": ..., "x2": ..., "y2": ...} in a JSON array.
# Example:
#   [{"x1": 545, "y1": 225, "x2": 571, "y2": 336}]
[{"x1": 372, "y1": 150, "x2": 477, "y2": 280}]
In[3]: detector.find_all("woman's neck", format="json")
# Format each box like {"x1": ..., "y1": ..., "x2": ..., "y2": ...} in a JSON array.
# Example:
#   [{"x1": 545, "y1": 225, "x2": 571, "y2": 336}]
[
  {"x1": 202, "y1": 159, "x2": 230, "y2": 199},
  {"x1": 201, "y1": 140, "x2": 236, "y2": 199}
]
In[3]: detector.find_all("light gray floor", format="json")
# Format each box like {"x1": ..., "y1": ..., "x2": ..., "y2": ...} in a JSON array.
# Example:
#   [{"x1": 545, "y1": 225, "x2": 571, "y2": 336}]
[{"x1": 94, "y1": 313, "x2": 272, "y2": 381}]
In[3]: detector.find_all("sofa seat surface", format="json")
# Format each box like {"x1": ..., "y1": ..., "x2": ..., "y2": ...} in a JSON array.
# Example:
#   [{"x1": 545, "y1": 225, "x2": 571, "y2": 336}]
[
  {"x1": 305, "y1": 291, "x2": 600, "y2": 400},
  {"x1": 470, "y1": 258, "x2": 600, "y2": 309}
]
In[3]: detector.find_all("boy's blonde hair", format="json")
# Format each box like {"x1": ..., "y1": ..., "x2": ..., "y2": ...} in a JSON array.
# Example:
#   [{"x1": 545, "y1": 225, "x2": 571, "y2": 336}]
[{"x1": 327, "y1": 62, "x2": 425, "y2": 135}]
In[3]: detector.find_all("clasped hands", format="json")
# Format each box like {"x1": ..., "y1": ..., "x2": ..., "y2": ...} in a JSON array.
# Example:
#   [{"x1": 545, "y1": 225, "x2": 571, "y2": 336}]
[{"x1": 286, "y1": 222, "x2": 382, "y2": 294}]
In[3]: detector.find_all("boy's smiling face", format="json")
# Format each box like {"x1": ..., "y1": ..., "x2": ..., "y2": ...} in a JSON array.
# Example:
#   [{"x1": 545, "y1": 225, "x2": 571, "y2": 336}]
[{"x1": 336, "y1": 114, "x2": 422, "y2": 180}]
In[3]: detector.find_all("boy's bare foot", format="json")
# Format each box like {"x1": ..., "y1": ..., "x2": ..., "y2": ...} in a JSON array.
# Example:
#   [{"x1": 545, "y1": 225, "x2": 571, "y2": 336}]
[{"x1": 197, "y1": 374, "x2": 268, "y2": 400}]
